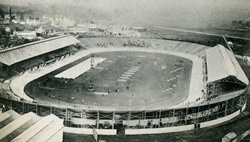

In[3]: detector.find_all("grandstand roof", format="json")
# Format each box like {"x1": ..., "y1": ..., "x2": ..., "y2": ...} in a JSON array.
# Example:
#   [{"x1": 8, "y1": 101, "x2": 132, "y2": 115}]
[
  {"x1": 0, "y1": 112, "x2": 39, "y2": 141},
  {"x1": 0, "y1": 110, "x2": 63, "y2": 142},
  {"x1": 12, "y1": 114, "x2": 63, "y2": 142},
  {"x1": 205, "y1": 45, "x2": 249, "y2": 85},
  {"x1": 0, "y1": 35, "x2": 80, "y2": 66}
]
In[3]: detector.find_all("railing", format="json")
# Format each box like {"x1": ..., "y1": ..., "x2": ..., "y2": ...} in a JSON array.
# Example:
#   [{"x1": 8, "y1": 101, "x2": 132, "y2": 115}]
[{"x1": 0, "y1": 92, "x2": 246, "y2": 130}]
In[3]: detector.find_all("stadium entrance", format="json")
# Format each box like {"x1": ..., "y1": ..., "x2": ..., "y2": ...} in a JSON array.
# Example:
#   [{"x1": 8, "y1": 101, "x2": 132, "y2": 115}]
[{"x1": 114, "y1": 115, "x2": 125, "y2": 135}]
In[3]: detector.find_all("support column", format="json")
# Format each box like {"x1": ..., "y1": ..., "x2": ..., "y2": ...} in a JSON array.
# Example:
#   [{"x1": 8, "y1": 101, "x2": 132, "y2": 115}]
[
  {"x1": 35, "y1": 103, "x2": 38, "y2": 114},
  {"x1": 97, "y1": 111, "x2": 100, "y2": 129},
  {"x1": 216, "y1": 100, "x2": 221, "y2": 119},
  {"x1": 112, "y1": 112, "x2": 115, "y2": 129},
  {"x1": 224, "y1": 100, "x2": 228, "y2": 116},
  {"x1": 65, "y1": 108, "x2": 67, "y2": 126},
  {"x1": 81, "y1": 113, "x2": 83, "y2": 128},
  {"x1": 10, "y1": 99, "x2": 12, "y2": 110},
  {"x1": 127, "y1": 111, "x2": 131, "y2": 128},
  {"x1": 144, "y1": 110, "x2": 147, "y2": 128},
  {"x1": 159, "y1": 110, "x2": 161, "y2": 127},
  {"x1": 0, "y1": 63, "x2": 2, "y2": 73},
  {"x1": 197, "y1": 106, "x2": 200, "y2": 124},
  {"x1": 231, "y1": 97, "x2": 235, "y2": 113},
  {"x1": 172, "y1": 109, "x2": 175, "y2": 126},
  {"x1": 159, "y1": 110, "x2": 161, "y2": 119},
  {"x1": 22, "y1": 100, "x2": 24, "y2": 114},
  {"x1": 207, "y1": 103, "x2": 210, "y2": 121},
  {"x1": 185, "y1": 107, "x2": 188, "y2": 125}
]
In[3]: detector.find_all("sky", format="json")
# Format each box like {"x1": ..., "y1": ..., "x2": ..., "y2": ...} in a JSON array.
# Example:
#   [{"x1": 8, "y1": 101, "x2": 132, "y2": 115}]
[{"x1": 1, "y1": 0, "x2": 250, "y2": 28}]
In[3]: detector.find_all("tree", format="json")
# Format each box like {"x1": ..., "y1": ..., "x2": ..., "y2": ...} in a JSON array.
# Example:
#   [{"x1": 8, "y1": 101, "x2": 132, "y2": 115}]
[
  {"x1": 20, "y1": 12, "x2": 24, "y2": 21},
  {"x1": 0, "y1": 9, "x2": 5, "y2": 18},
  {"x1": 27, "y1": 9, "x2": 33, "y2": 15},
  {"x1": 231, "y1": 20, "x2": 237, "y2": 27}
]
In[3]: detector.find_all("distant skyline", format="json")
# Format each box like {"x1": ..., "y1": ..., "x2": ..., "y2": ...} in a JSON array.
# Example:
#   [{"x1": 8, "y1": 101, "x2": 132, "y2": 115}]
[
  {"x1": 1, "y1": 0, "x2": 250, "y2": 8},
  {"x1": 1, "y1": 0, "x2": 250, "y2": 28}
]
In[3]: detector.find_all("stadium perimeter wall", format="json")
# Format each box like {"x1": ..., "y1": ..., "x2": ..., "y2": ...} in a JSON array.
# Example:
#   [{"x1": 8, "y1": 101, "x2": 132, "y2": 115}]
[
  {"x1": 0, "y1": 46, "x2": 248, "y2": 135},
  {"x1": 125, "y1": 103, "x2": 246, "y2": 135},
  {"x1": 0, "y1": 89, "x2": 247, "y2": 135}
]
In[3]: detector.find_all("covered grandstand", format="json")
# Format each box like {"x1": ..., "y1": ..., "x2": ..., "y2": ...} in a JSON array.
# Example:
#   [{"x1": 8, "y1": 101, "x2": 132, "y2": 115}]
[
  {"x1": 205, "y1": 45, "x2": 249, "y2": 101},
  {"x1": 0, "y1": 35, "x2": 80, "y2": 78}
]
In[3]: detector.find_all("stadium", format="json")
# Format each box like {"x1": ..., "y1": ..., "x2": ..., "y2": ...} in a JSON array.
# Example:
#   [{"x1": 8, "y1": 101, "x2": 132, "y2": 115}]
[{"x1": 0, "y1": 33, "x2": 248, "y2": 138}]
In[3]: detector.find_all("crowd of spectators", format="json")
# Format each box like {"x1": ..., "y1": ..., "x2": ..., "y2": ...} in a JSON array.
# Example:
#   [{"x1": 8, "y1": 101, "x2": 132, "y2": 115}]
[
  {"x1": 96, "y1": 42, "x2": 114, "y2": 47},
  {"x1": 123, "y1": 39, "x2": 152, "y2": 48},
  {"x1": 6, "y1": 44, "x2": 84, "y2": 79}
]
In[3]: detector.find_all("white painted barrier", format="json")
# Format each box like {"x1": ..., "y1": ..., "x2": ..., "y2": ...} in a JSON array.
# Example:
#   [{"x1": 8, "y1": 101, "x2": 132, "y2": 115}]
[
  {"x1": 63, "y1": 127, "x2": 117, "y2": 135},
  {"x1": 55, "y1": 58, "x2": 106, "y2": 79},
  {"x1": 200, "y1": 110, "x2": 240, "y2": 128},
  {"x1": 125, "y1": 102, "x2": 246, "y2": 135},
  {"x1": 200, "y1": 103, "x2": 246, "y2": 128},
  {"x1": 125, "y1": 125, "x2": 194, "y2": 135},
  {"x1": 63, "y1": 104, "x2": 246, "y2": 136}
]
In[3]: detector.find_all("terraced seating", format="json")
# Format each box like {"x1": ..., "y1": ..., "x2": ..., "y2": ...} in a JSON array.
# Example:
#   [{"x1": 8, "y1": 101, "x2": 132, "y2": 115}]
[
  {"x1": 78, "y1": 37, "x2": 210, "y2": 56},
  {"x1": 106, "y1": 37, "x2": 120, "y2": 47},
  {"x1": 103, "y1": 37, "x2": 118, "y2": 47},
  {"x1": 96, "y1": 37, "x2": 111, "y2": 47},
  {"x1": 99, "y1": 37, "x2": 114, "y2": 46},
  {"x1": 148, "y1": 39, "x2": 166, "y2": 49},
  {"x1": 114, "y1": 38, "x2": 124, "y2": 46},
  {"x1": 170, "y1": 41, "x2": 184, "y2": 51},
  {"x1": 174, "y1": 42, "x2": 192, "y2": 52},
  {"x1": 183, "y1": 43, "x2": 200, "y2": 53},
  {"x1": 80, "y1": 38, "x2": 96, "y2": 48},
  {"x1": 192, "y1": 46, "x2": 208, "y2": 55},
  {"x1": 187, "y1": 45, "x2": 205, "y2": 55},
  {"x1": 163, "y1": 40, "x2": 179, "y2": 51},
  {"x1": 78, "y1": 38, "x2": 91, "y2": 47},
  {"x1": 195, "y1": 50, "x2": 206, "y2": 57},
  {"x1": 87, "y1": 38, "x2": 99, "y2": 47}
]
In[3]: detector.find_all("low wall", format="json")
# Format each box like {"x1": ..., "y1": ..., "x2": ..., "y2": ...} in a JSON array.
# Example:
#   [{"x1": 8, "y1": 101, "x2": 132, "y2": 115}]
[
  {"x1": 125, "y1": 103, "x2": 245, "y2": 135},
  {"x1": 125, "y1": 125, "x2": 194, "y2": 135},
  {"x1": 63, "y1": 127, "x2": 117, "y2": 135},
  {"x1": 200, "y1": 103, "x2": 246, "y2": 128},
  {"x1": 200, "y1": 110, "x2": 240, "y2": 128}
]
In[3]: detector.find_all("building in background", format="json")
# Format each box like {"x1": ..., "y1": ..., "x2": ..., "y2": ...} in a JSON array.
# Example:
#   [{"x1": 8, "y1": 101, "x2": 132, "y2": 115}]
[
  {"x1": 16, "y1": 31, "x2": 37, "y2": 40},
  {"x1": 107, "y1": 29, "x2": 141, "y2": 37}
]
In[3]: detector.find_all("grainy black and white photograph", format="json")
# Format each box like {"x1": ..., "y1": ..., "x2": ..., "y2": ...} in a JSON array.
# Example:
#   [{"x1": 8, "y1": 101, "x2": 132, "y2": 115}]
[{"x1": 0, "y1": 0, "x2": 250, "y2": 141}]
